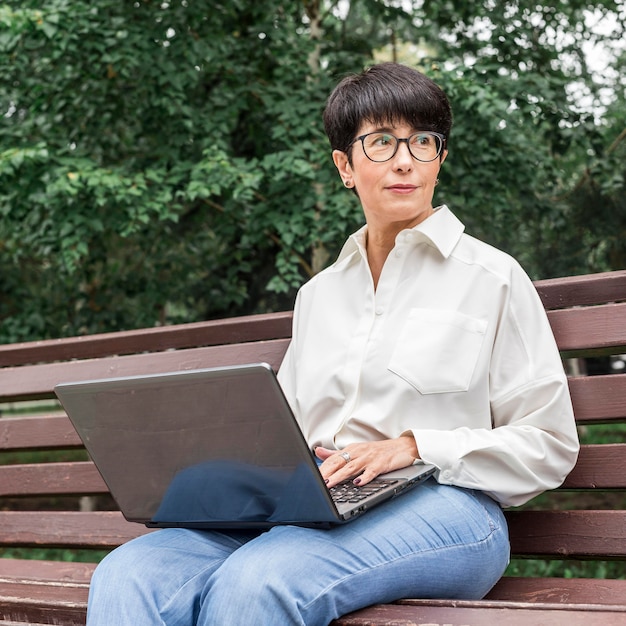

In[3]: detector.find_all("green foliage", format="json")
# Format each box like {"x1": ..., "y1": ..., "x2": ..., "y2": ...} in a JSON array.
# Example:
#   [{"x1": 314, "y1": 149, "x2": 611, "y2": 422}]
[
  {"x1": 506, "y1": 558, "x2": 626, "y2": 580},
  {"x1": 0, "y1": 547, "x2": 110, "y2": 563},
  {"x1": 0, "y1": 1, "x2": 624, "y2": 342}
]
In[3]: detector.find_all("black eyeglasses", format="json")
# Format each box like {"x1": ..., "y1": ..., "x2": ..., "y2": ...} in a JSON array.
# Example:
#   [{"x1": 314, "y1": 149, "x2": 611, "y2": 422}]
[{"x1": 350, "y1": 131, "x2": 446, "y2": 163}]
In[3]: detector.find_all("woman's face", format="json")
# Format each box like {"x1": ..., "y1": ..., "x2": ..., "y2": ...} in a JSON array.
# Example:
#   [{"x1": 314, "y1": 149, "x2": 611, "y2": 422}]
[{"x1": 333, "y1": 120, "x2": 447, "y2": 233}]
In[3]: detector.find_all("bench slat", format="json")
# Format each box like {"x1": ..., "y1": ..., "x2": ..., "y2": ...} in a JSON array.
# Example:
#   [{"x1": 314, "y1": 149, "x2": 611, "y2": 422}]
[
  {"x1": 561, "y1": 444, "x2": 626, "y2": 489},
  {"x1": 486, "y1": 576, "x2": 626, "y2": 606},
  {"x1": 506, "y1": 510, "x2": 626, "y2": 558},
  {"x1": 0, "y1": 590, "x2": 625, "y2": 626},
  {"x1": 2, "y1": 584, "x2": 626, "y2": 626},
  {"x1": 0, "y1": 339, "x2": 290, "y2": 403},
  {"x1": 1, "y1": 584, "x2": 626, "y2": 626},
  {"x1": 0, "y1": 580, "x2": 88, "y2": 626},
  {"x1": 2, "y1": 568, "x2": 623, "y2": 607},
  {"x1": 535, "y1": 270, "x2": 626, "y2": 310},
  {"x1": 0, "y1": 375, "x2": 623, "y2": 450},
  {"x1": 547, "y1": 302, "x2": 626, "y2": 353},
  {"x1": 10, "y1": 588, "x2": 626, "y2": 626},
  {"x1": 0, "y1": 311, "x2": 293, "y2": 368},
  {"x1": 1, "y1": 444, "x2": 619, "y2": 497},
  {"x1": 0, "y1": 611, "x2": 64, "y2": 626},
  {"x1": 334, "y1": 601, "x2": 626, "y2": 625},
  {"x1": 0, "y1": 511, "x2": 149, "y2": 548},
  {"x1": 0, "y1": 509, "x2": 624, "y2": 559},
  {"x1": 568, "y1": 374, "x2": 626, "y2": 423},
  {"x1": 0, "y1": 559, "x2": 95, "y2": 584},
  {"x1": 0, "y1": 415, "x2": 82, "y2": 451},
  {"x1": 1, "y1": 377, "x2": 622, "y2": 456},
  {"x1": 0, "y1": 462, "x2": 106, "y2": 497}
]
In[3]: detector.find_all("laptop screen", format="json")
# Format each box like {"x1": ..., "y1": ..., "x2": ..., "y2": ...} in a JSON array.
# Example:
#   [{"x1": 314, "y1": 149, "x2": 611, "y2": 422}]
[{"x1": 56, "y1": 365, "x2": 339, "y2": 527}]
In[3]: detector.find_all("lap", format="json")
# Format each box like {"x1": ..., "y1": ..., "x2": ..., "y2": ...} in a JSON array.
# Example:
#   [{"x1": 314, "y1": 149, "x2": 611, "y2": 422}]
[
  {"x1": 221, "y1": 480, "x2": 508, "y2": 595},
  {"x1": 94, "y1": 479, "x2": 508, "y2": 601}
]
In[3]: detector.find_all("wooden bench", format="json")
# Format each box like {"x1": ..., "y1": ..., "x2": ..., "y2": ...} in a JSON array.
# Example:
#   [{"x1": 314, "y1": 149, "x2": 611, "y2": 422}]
[{"x1": 0, "y1": 270, "x2": 625, "y2": 625}]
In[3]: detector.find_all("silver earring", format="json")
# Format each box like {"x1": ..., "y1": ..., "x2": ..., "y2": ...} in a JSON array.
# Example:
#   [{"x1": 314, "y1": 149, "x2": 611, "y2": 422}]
[{"x1": 435, "y1": 178, "x2": 440, "y2": 186}]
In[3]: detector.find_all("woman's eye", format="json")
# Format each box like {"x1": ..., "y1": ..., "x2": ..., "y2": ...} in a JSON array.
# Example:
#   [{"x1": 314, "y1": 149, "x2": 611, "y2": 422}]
[
  {"x1": 412, "y1": 134, "x2": 432, "y2": 147},
  {"x1": 373, "y1": 134, "x2": 394, "y2": 146}
]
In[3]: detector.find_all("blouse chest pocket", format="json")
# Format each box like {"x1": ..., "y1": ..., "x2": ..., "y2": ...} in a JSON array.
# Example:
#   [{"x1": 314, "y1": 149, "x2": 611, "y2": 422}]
[{"x1": 388, "y1": 308, "x2": 488, "y2": 394}]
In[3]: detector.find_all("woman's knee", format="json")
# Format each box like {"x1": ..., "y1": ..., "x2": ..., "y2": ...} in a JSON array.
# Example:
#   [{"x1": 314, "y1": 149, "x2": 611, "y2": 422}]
[
  {"x1": 89, "y1": 530, "x2": 226, "y2": 625},
  {"x1": 91, "y1": 536, "x2": 153, "y2": 590},
  {"x1": 199, "y1": 531, "x2": 320, "y2": 625},
  {"x1": 92, "y1": 530, "x2": 193, "y2": 591},
  {"x1": 205, "y1": 547, "x2": 290, "y2": 604}
]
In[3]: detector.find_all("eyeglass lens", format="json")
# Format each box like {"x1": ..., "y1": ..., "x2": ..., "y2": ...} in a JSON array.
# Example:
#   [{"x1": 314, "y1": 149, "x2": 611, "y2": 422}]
[{"x1": 362, "y1": 132, "x2": 442, "y2": 162}]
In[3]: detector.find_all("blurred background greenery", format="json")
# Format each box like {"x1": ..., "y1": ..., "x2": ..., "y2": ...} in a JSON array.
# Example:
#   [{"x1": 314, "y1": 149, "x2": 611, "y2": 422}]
[{"x1": 1, "y1": 0, "x2": 624, "y2": 343}]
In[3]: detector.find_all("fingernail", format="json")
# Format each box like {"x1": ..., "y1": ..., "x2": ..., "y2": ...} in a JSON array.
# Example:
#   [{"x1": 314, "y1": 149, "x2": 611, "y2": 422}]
[
  {"x1": 353, "y1": 477, "x2": 361, "y2": 485},
  {"x1": 325, "y1": 479, "x2": 329, "y2": 484}
]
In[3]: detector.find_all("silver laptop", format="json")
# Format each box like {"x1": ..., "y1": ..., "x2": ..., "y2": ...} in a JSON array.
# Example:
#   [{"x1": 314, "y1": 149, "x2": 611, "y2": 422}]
[{"x1": 55, "y1": 363, "x2": 435, "y2": 529}]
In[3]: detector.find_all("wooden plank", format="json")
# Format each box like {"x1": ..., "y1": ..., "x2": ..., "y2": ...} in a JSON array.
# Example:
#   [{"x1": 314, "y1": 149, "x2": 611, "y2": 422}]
[
  {"x1": 333, "y1": 601, "x2": 626, "y2": 625},
  {"x1": 0, "y1": 579, "x2": 88, "y2": 625},
  {"x1": 505, "y1": 510, "x2": 626, "y2": 558},
  {"x1": 0, "y1": 591, "x2": 625, "y2": 626},
  {"x1": 569, "y1": 375, "x2": 626, "y2": 423},
  {"x1": 547, "y1": 302, "x2": 626, "y2": 353},
  {"x1": 0, "y1": 378, "x2": 618, "y2": 450},
  {"x1": 486, "y1": 576, "x2": 626, "y2": 606},
  {"x1": 0, "y1": 311, "x2": 293, "y2": 367},
  {"x1": 1, "y1": 586, "x2": 626, "y2": 626},
  {"x1": 0, "y1": 621, "x2": 68, "y2": 626},
  {"x1": 0, "y1": 415, "x2": 82, "y2": 451},
  {"x1": 535, "y1": 270, "x2": 626, "y2": 310},
  {"x1": 0, "y1": 270, "x2": 621, "y2": 368},
  {"x1": 0, "y1": 578, "x2": 624, "y2": 626},
  {"x1": 0, "y1": 559, "x2": 95, "y2": 584},
  {"x1": 562, "y1": 444, "x2": 626, "y2": 489},
  {"x1": 1, "y1": 509, "x2": 625, "y2": 558},
  {"x1": 0, "y1": 511, "x2": 150, "y2": 548},
  {"x1": 0, "y1": 462, "x2": 107, "y2": 497},
  {"x1": 0, "y1": 270, "x2": 621, "y2": 370},
  {"x1": 0, "y1": 339, "x2": 291, "y2": 403},
  {"x1": 1, "y1": 444, "x2": 619, "y2": 498}
]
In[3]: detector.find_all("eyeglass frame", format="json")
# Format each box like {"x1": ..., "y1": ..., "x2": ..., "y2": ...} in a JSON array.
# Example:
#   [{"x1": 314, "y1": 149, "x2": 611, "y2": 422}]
[{"x1": 349, "y1": 130, "x2": 447, "y2": 163}]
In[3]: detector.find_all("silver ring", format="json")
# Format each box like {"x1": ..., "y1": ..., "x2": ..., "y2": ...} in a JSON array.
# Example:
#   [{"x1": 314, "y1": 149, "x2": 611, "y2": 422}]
[{"x1": 339, "y1": 451, "x2": 351, "y2": 463}]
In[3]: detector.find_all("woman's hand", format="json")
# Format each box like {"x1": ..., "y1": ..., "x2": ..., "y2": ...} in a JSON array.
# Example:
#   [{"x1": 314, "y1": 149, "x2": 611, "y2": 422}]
[{"x1": 315, "y1": 436, "x2": 419, "y2": 488}]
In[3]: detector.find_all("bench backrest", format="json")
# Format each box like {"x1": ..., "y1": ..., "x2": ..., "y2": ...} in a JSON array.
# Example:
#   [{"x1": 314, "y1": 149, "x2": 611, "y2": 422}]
[{"x1": 0, "y1": 272, "x2": 625, "y2": 561}]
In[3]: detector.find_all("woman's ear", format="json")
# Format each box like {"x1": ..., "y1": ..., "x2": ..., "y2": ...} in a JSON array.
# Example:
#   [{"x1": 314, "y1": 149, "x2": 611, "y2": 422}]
[{"x1": 332, "y1": 150, "x2": 353, "y2": 188}]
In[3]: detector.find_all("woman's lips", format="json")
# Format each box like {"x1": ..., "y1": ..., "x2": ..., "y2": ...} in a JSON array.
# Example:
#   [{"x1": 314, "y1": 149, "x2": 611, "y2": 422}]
[{"x1": 387, "y1": 184, "x2": 418, "y2": 194}]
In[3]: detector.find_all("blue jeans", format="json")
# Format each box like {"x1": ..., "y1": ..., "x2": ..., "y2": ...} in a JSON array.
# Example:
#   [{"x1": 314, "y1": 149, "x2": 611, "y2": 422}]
[{"x1": 87, "y1": 480, "x2": 509, "y2": 626}]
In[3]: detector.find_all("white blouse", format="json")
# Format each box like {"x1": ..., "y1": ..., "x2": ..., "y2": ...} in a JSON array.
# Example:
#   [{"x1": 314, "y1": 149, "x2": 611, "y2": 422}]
[{"x1": 277, "y1": 206, "x2": 579, "y2": 507}]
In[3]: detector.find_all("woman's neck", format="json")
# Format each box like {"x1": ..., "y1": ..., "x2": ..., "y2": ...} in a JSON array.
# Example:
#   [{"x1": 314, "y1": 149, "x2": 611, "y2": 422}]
[
  {"x1": 364, "y1": 207, "x2": 436, "y2": 289},
  {"x1": 365, "y1": 228, "x2": 398, "y2": 290}
]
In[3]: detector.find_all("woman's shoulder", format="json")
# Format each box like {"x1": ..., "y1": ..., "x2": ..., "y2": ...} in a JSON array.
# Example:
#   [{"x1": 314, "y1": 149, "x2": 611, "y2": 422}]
[{"x1": 454, "y1": 232, "x2": 527, "y2": 279}]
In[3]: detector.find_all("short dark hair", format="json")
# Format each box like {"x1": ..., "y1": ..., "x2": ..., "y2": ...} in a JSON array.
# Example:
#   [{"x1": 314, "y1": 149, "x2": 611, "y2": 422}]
[{"x1": 323, "y1": 62, "x2": 452, "y2": 158}]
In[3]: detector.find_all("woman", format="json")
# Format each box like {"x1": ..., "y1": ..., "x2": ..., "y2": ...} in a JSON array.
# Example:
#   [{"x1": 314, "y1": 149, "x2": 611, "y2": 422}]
[{"x1": 87, "y1": 62, "x2": 579, "y2": 625}]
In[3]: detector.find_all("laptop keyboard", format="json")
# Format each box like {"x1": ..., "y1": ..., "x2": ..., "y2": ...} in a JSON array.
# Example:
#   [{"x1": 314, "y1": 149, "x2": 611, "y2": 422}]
[{"x1": 330, "y1": 478, "x2": 399, "y2": 504}]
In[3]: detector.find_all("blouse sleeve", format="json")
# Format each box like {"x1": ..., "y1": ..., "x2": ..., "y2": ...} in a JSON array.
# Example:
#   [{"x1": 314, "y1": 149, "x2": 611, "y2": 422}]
[{"x1": 413, "y1": 268, "x2": 580, "y2": 507}]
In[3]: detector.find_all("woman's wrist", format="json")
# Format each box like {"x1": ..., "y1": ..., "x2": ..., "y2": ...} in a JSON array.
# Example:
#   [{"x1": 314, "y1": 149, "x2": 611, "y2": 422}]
[{"x1": 400, "y1": 432, "x2": 420, "y2": 463}]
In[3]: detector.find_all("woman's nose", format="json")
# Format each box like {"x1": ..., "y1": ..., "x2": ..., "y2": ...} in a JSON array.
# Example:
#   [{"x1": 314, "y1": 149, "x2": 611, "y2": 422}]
[{"x1": 391, "y1": 139, "x2": 414, "y2": 170}]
